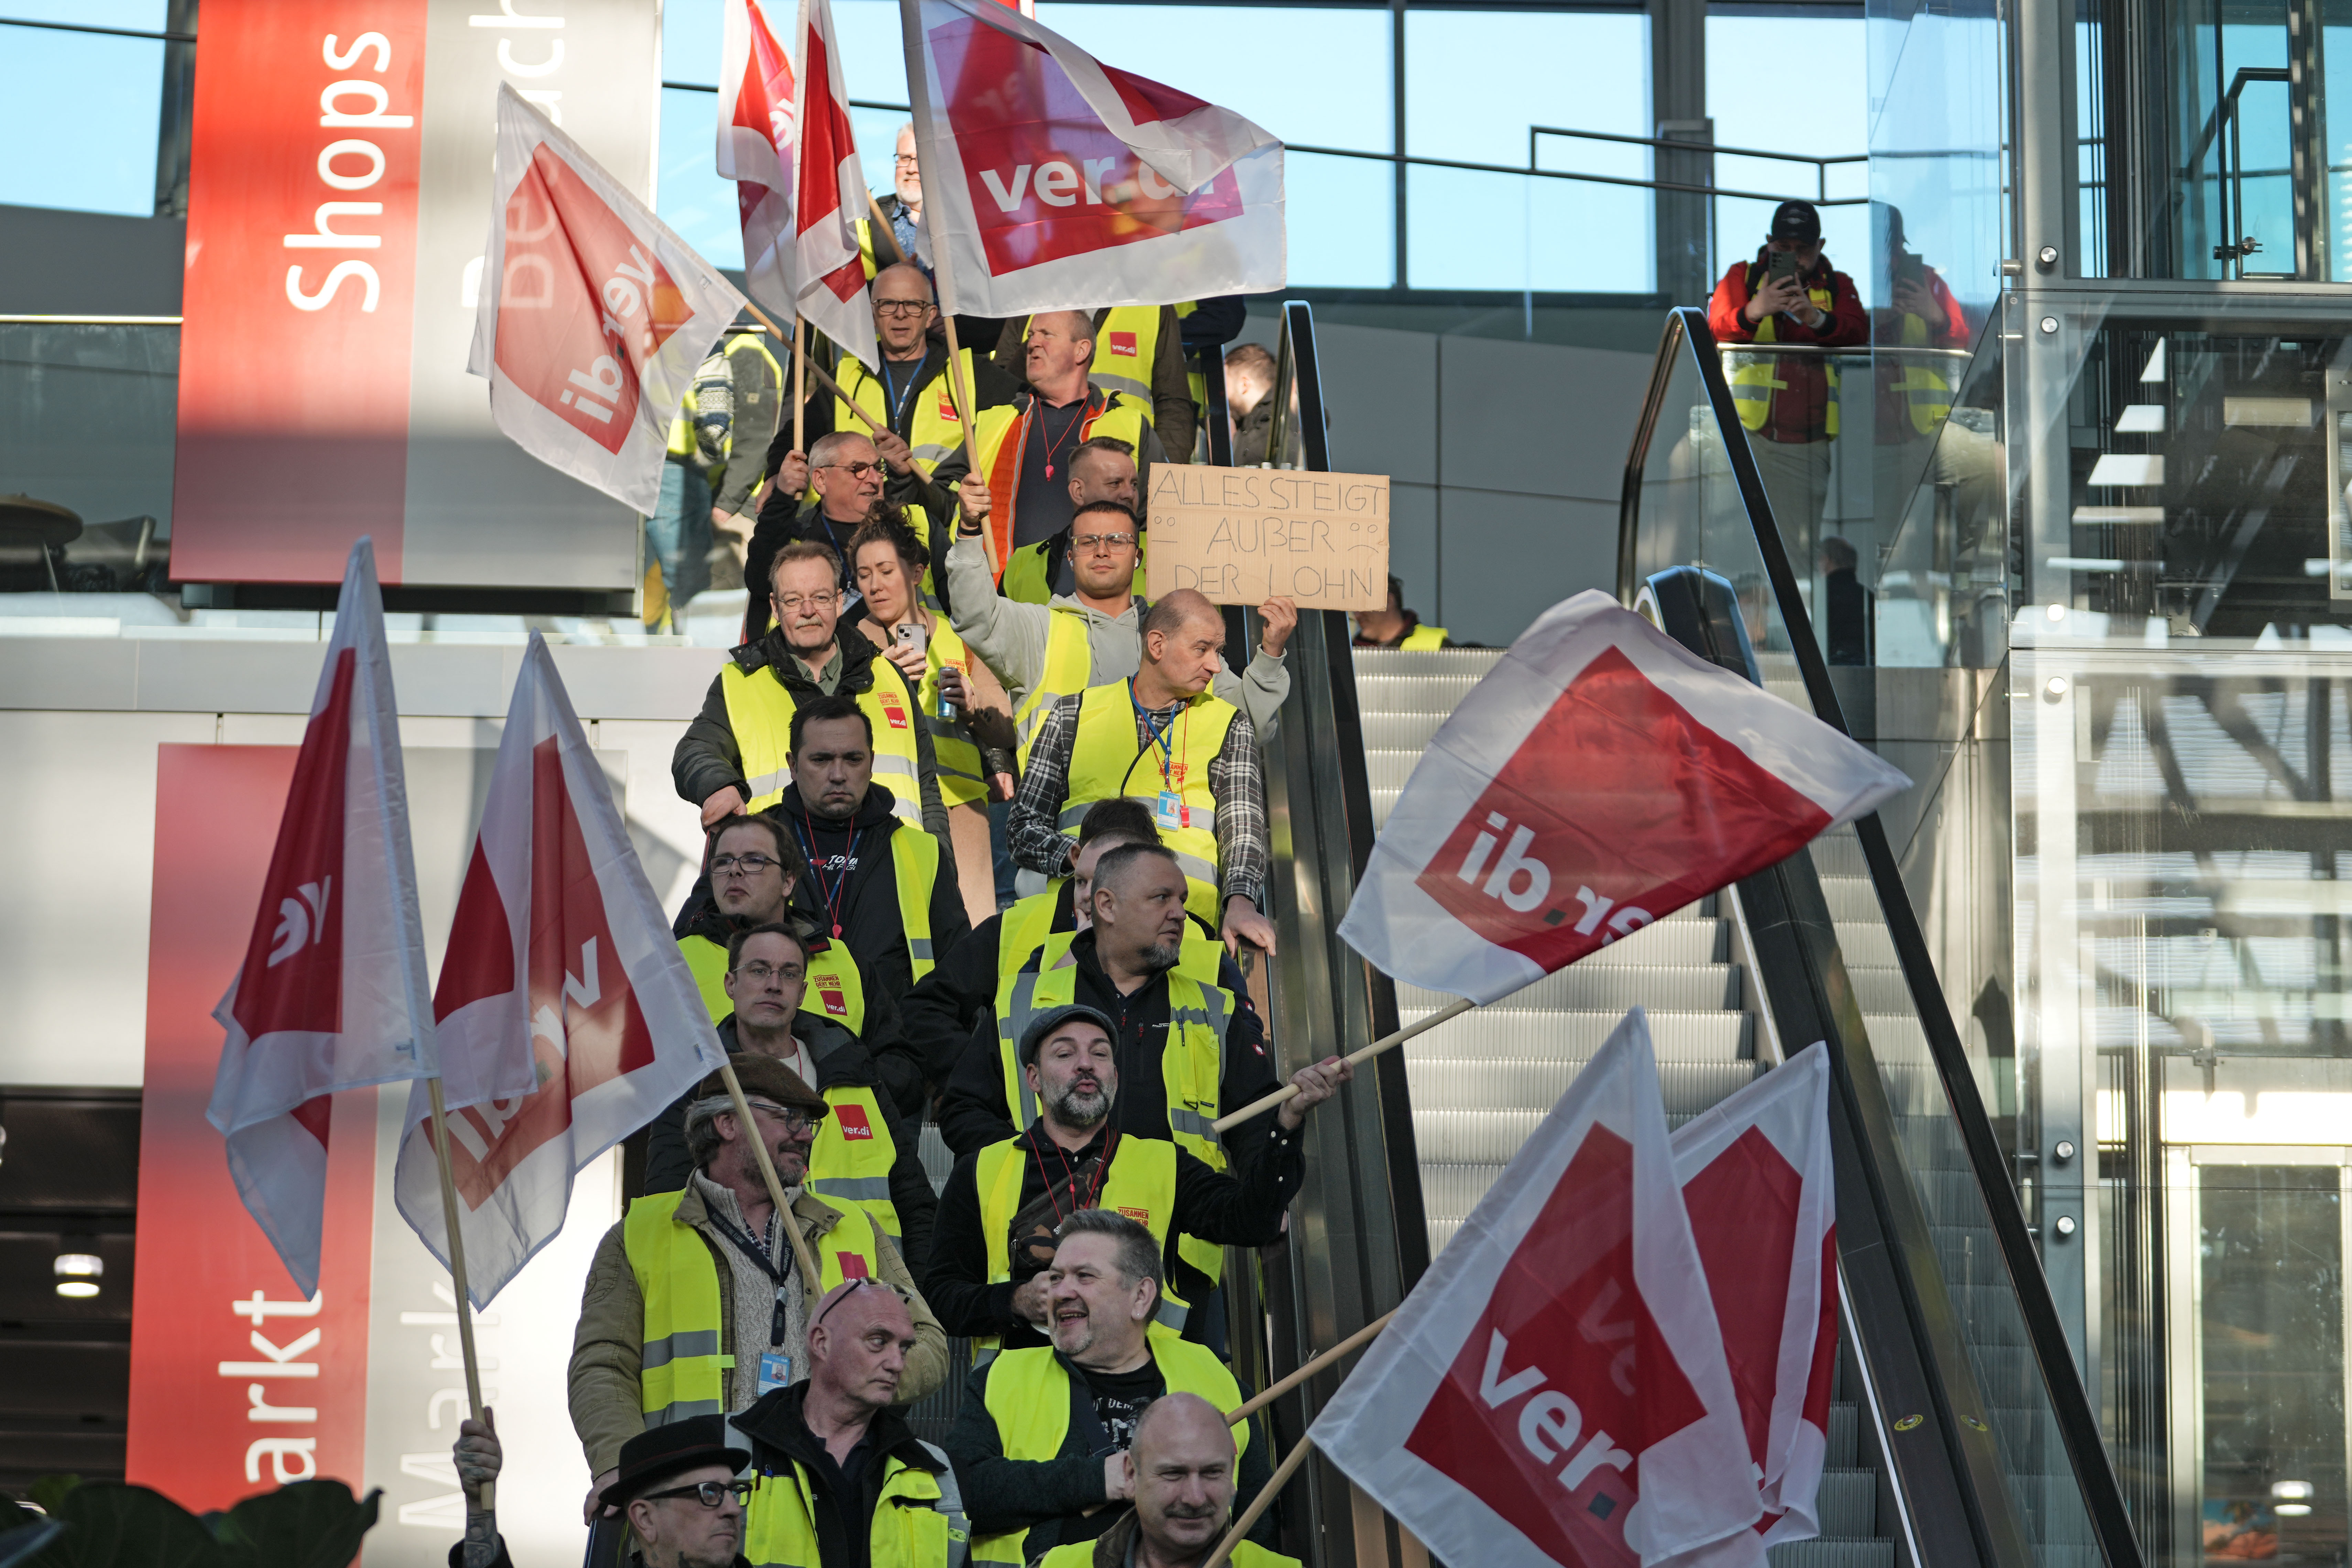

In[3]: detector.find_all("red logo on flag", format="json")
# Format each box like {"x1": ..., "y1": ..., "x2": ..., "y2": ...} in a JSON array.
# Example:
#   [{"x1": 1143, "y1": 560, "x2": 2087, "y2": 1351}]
[
  {"x1": 816, "y1": 978, "x2": 849, "y2": 1017},
  {"x1": 493, "y1": 145, "x2": 691, "y2": 455},
  {"x1": 1404, "y1": 1125, "x2": 1706, "y2": 1567},
  {"x1": 834, "y1": 1103, "x2": 874, "y2": 1140},
  {"x1": 1414, "y1": 647, "x2": 1830, "y2": 972},
  {"x1": 1108, "y1": 331, "x2": 1137, "y2": 357},
  {"x1": 930, "y1": 15, "x2": 1243, "y2": 276},
  {"x1": 880, "y1": 693, "x2": 911, "y2": 730},
  {"x1": 230, "y1": 648, "x2": 356, "y2": 1042}
]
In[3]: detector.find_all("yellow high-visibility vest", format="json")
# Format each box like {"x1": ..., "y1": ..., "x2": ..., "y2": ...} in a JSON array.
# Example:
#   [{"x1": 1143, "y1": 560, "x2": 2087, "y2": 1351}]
[
  {"x1": 835, "y1": 350, "x2": 976, "y2": 476},
  {"x1": 743, "y1": 1441, "x2": 966, "y2": 1568},
  {"x1": 970, "y1": 1133, "x2": 1185, "y2": 1355},
  {"x1": 718, "y1": 656, "x2": 927, "y2": 825},
  {"x1": 1011, "y1": 609, "x2": 1096, "y2": 769},
  {"x1": 1060, "y1": 681, "x2": 1236, "y2": 926},
  {"x1": 1401, "y1": 624, "x2": 1450, "y2": 650},
  {"x1": 1726, "y1": 279, "x2": 1841, "y2": 437},
  {"x1": 917, "y1": 619, "x2": 988, "y2": 809}
]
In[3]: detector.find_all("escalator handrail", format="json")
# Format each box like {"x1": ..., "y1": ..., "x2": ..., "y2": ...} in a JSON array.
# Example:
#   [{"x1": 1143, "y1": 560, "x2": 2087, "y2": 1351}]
[{"x1": 1621, "y1": 306, "x2": 2145, "y2": 1568}]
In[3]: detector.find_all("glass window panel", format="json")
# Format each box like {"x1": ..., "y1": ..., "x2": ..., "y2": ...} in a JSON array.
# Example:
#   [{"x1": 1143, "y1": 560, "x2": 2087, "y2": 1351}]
[
  {"x1": 1290, "y1": 151, "x2": 1395, "y2": 288},
  {"x1": 8, "y1": 2, "x2": 165, "y2": 25},
  {"x1": 0, "y1": 25, "x2": 163, "y2": 216},
  {"x1": 1405, "y1": 9, "x2": 1647, "y2": 164},
  {"x1": 657, "y1": 85, "x2": 742, "y2": 271},
  {"x1": 663, "y1": 0, "x2": 910, "y2": 104},
  {"x1": 1705, "y1": 13, "x2": 1866, "y2": 290},
  {"x1": 1407, "y1": 164, "x2": 1651, "y2": 293},
  {"x1": 1035, "y1": 4, "x2": 1392, "y2": 154},
  {"x1": 664, "y1": 0, "x2": 724, "y2": 88}
]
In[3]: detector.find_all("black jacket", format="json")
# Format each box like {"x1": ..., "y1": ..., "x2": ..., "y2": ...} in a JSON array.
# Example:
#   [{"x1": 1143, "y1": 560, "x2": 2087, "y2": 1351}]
[
  {"x1": 734, "y1": 1382, "x2": 954, "y2": 1568},
  {"x1": 924, "y1": 1119, "x2": 1303, "y2": 1349},
  {"x1": 642, "y1": 1015, "x2": 940, "y2": 1276},
  {"x1": 758, "y1": 339, "x2": 1023, "y2": 500},
  {"x1": 898, "y1": 882, "x2": 1078, "y2": 1091},
  {"x1": 671, "y1": 622, "x2": 950, "y2": 845},
  {"x1": 775, "y1": 781, "x2": 971, "y2": 1010},
  {"x1": 943, "y1": 1347, "x2": 1274, "y2": 1556},
  {"x1": 931, "y1": 929, "x2": 1281, "y2": 1172}
]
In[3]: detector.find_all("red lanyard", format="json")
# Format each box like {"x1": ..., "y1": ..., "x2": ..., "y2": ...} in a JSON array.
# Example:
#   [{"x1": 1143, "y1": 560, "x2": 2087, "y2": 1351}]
[
  {"x1": 1033, "y1": 1124, "x2": 1115, "y2": 1226},
  {"x1": 794, "y1": 808, "x2": 862, "y2": 940}
]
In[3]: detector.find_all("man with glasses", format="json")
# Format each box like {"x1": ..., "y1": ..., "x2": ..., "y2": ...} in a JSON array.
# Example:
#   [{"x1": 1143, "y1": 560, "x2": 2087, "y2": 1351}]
[
  {"x1": 570, "y1": 1054, "x2": 946, "y2": 1518},
  {"x1": 646, "y1": 921, "x2": 938, "y2": 1270},
  {"x1": 748, "y1": 431, "x2": 973, "y2": 642},
  {"x1": 943, "y1": 497, "x2": 1292, "y2": 771},
  {"x1": 729, "y1": 1278, "x2": 968, "y2": 1568},
  {"x1": 451, "y1": 1414, "x2": 759, "y2": 1568},
  {"x1": 677, "y1": 538, "x2": 950, "y2": 854}
]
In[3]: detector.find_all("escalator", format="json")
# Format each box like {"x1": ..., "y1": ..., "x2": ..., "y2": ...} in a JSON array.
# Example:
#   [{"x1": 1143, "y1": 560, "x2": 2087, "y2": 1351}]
[{"x1": 1243, "y1": 300, "x2": 2148, "y2": 1568}]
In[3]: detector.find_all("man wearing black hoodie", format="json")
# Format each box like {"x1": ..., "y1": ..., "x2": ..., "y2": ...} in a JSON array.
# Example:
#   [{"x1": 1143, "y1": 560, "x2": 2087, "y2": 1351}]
[{"x1": 674, "y1": 538, "x2": 949, "y2": 849}]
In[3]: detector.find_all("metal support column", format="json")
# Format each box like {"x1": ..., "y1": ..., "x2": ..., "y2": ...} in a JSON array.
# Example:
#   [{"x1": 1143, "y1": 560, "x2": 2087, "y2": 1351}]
[{"x1": 1649, "y1": 0, "x2": 1711, "y2": 305}]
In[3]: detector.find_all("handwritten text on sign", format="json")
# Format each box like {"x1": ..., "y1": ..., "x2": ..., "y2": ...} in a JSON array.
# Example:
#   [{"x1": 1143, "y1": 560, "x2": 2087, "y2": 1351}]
[{"x1": 1146, "y1": 466, "x2": 1390, "y2": 611}]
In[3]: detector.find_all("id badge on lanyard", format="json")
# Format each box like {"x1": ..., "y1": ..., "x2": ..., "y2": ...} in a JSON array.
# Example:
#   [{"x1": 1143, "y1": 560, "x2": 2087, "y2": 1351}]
[
  {"x1": 1156, "y1": 791, "x2": 1188, "y2": 830},
  {"x1": 758, "y1": 1351, "x2": 793, "y2": 1394}
]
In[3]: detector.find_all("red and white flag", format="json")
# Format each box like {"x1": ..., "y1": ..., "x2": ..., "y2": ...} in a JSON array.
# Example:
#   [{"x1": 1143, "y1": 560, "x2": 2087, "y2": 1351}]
[
  {"x1": 207, "y1": 537, "x2": 436, "y2": 1296},
  {"x1": 718, "y1": 0, "x2": 801, "y2": 323},
  {"x1": 791, "y1": 0, "x2": 879, "y2": 370},
  {"x1": 391, "y1": 633, "x2": 728, "y2": 1305},
  {"x1": 1338, "y1": 590, "x2": 1908, "y2": 1005},
  {"x1": 1311, "y1": 1008, "x2": 1761, "y2": 1567},
  {"x1": 1667, "y1": 1044, "x2": 1838, "y2": 1562},
  {"x1": 900, "y1": 0, "x2": 1284, "y2": 317},
  {"x1": 467, "y1": 84, "x2": 748, "y2": 515}
]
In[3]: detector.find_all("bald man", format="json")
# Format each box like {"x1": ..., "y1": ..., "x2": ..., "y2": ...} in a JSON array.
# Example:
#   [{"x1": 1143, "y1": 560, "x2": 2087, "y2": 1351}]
[
  {"x1": 1008, "y1": 590, "x2": 1274, "y2": 954},
  {"x1": 1030, "y1": 1394, "x2": 1297, "y2": 1568}
]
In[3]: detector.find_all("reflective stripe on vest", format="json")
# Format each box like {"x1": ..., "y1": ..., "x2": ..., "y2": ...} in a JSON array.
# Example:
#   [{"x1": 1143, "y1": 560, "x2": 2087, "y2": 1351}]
[
  {"x1": 890, "y1": 826, "x2": 942, "y2": 979},
  {"x1": 835, "y1": 351, "x2": 976, "y2": 476},
  {"x1": 1729, "y1": 284, "x2": 1842, "y2": 436},
  {"x1": 1011, "y1": 609, "x2": 1096, "y2": 768},
  {"x1": 918, "y1": 618, "x2": 988, "y2": 808},
  {"x1": 1890, "y1": 311, "x2": 1952, "y2": 434},
  {"x1": 623, "y1": 1191, "x2": 887, "y2": 1422},
  {"x1": 970, "y1": 1135, "x2": 1186, "y2": 1356},
  {"x1": 718, "y1": 658, "x2": 926, "y2": 824},
  {"x1": 1061, "y1": 682, "x2": 1236, "y2": 926},
  {"x1": 1400, "y1": 624, "x2": 1450, "y2": 650},
  {"x1": 981, "y1": 394, "x2": 1148, "y2": 579},
  {"x1": 807, "y1": 1084, "x2": 904, "y2": 1242},
  {"x1": 744, "y1": 1441, "x2": 964, "y2": 1568},
  {"x1": 969, "y1": 1341, "x2": 1246, "y2": 1568}
]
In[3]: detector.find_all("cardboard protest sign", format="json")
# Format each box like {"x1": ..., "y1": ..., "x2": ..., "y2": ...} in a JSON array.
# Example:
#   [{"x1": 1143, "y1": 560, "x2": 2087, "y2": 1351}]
[{"x1": 1145, "y1": 464, "x2": 1389, "y2": 610}]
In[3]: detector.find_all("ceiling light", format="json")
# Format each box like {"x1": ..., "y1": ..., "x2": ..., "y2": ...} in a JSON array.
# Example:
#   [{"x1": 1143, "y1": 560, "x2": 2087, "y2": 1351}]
[
  {"x1": 2273, "y1": 1482, "x2": 2314, "y2": 1500},
  {"x1": 2277, "y1": 1504, "x2": 2312, "y2": 1517},
  {"x1": 55, "y1": 1281, "x2": 99, "y2": 1300},
  {"x1": 54, "y1": 1251, "x2": 102, "y2": 1298}
]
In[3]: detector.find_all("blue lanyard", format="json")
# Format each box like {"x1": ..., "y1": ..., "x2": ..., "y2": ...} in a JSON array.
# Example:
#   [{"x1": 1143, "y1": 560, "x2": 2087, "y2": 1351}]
[
  {"x1": 1131, "y1": 682, "x2": 1182, "y2": 779},
  {"x1": 877, "y1": 357, "x2": 920, "y2": 428}
]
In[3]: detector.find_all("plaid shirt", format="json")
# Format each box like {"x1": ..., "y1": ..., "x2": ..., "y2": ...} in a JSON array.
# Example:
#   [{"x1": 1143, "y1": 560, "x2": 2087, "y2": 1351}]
[{"x1": 1009, "y1": 684, "x2": 1268, "y2": 909}]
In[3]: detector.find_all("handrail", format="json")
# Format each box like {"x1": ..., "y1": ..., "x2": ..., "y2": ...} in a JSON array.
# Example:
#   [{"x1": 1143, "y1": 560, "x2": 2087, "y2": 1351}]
[
  {"x1": 1712, "y1": 342, "x2": 1973, "y2": 359},
  {"x1": 1620, "y1": 306, "x2": 2146, "y2": 1568}
]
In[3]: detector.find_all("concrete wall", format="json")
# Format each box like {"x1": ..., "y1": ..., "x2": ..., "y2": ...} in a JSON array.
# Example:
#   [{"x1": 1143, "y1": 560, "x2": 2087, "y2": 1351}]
[{"x1": 1231, "y1": 314, "x2": 1655, "y2": 648}]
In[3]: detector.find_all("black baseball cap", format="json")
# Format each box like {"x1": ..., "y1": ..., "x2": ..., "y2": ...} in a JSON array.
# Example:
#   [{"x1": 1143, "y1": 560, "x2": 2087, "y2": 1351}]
[
  {"x1": 601, "y1": 1416, "x2": 750, "y2": 1509},
  {"x1": 1768, "y1": 200, "x2": 1822, "y2": 245},
  {"x1": 1019, "y1": 1004, "x2": 1121, "y2": 1067}
]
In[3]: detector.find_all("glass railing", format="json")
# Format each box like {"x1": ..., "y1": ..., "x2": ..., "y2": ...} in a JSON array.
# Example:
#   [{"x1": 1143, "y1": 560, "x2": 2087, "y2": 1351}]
[{"x1": 1624, "y1": 308, "x2": 2144, "y2": 1568}]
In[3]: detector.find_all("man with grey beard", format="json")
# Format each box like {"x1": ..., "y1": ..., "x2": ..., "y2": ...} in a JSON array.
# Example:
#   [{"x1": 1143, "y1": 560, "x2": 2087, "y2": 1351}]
[{"x1": 923, "y1": 1003, "x2": 1349, "y2": 1353}]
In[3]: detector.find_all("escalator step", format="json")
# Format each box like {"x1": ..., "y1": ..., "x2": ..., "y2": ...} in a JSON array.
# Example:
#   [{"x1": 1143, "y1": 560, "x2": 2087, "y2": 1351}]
[
  {"x1": 1825, "y1": 1401, "x2": 1859, "y2": 1468},
  {"x1": 1766, "y1": 1540, "x2": 1895, "y2": 1568},
  {"x1": 1408, "y1": 1058, "x2": 1758, "y2": 1112},
  {"x1": 1402, "y1": 1011, "x2": 1752, "y2": 1063},
  {"x1": 1810, "y1": 1468, "x2": 1877, "y2": 1537},
  {"x1": 1397, "y1": 962, "x2": 1742, "y2": 1013}
]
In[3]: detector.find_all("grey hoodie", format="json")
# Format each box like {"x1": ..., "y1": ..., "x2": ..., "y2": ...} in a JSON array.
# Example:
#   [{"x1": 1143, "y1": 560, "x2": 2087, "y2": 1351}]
[{"x1": 939, "y1": 533, "x2": 1290, "y2": 737}]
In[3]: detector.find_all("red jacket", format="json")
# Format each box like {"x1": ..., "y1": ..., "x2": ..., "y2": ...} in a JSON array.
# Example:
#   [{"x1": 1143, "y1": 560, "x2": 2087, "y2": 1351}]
[
  {"x1": 1708, "y1": 253, "x2": 1868, "y2": 444},
  {"x1": 1873, "y1": 264, "x2": 1972, "y2": 440}
]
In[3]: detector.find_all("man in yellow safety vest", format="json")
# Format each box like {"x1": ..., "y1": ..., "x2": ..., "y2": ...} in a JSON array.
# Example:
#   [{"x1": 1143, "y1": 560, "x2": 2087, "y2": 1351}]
[
  {"x1": 1009, "y1": 592, "x2": 1276, "y2": 951},
  {"x1": 942, "y1": 1210, "x2": 1276, "y2": 1567},
  {"x1": 924, "y1": 1003, "x2": 1347, "y2": 1354},
  {"x1": 728, "y1": 1278, "x2": 969, "y2": 1568},
  {"x1": 1031, "y1": 1394, "x2": 1303, "y2": 1568},
  {"x1": 992, "y1": 306, "x2": 1196, "y2": 460},
  {"x1": 1349, "y1": 575, "x2": 1460, "y2": 650},
  {"x1": 644, "y1": 922, "x2": 940, "y2": 1272},
  {"x1": 567, "y1": 1056, "x2": 946, "y2": 1515}
]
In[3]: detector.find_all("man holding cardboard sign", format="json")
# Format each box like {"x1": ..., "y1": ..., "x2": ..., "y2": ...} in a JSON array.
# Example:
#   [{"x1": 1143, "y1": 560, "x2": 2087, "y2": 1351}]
[{"x1": 1145, "y1": 465, "x2": 1390, "y2": 612}]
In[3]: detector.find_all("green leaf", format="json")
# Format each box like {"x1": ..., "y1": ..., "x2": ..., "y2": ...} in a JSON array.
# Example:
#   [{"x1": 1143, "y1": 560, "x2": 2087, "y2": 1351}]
[
  {"x1": 212, "y1": 1485, "x2": 378, "y2": 1568},
  {"x1": 32, "y1": 1483, "x2": 229, "y2": 1568}
]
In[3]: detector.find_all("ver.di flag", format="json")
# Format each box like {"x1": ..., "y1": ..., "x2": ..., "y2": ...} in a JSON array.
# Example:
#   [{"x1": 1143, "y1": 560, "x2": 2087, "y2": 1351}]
[
  {"x1": 1665, "y1": 1044, "x2": 1838, "y2": 1564},
  {"x1": 1338, "y1": 590, "x2": 1909, "y2": 1006},
  {"x1": 468, "y1": 84, "x2": 749, "y2": 515},
  {"x1": 718, "y1": 0, "x2": 801, "y2": 324},
  {"x1": 900, "y1": 0, "x2": 1285, "y2": 316},
  {"x1": 1311, "y1": 1008, "x2": 1761, "y2": 1567},
  {"x1": 207, "y1": 537, "x2": 436, "y2": 1296},
  {"x1": 791, "y1": 0, "x2": 879, "y2": 370},
  {"x1": 391, "y1": 633, "x2": 728, "y2": 1305}
]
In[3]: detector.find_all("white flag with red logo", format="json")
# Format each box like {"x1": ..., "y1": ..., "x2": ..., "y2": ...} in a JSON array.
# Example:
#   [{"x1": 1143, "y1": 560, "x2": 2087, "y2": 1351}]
[
  {"x1": 391, "y1": 632, "x2": 728, "y2": 1306},
  {"x1": 1667, "y1": 1044, "x2": 1838, "y2": 1560},
  {"x1": 791, "y1": 0, "x2": 879, "y2": 370},
  {"x1": 900, "y1": 0, "x2": 1284, "y2": 317},
  {"x1": 468, "y1": 84, "x2": 749, "y2": 515},
  {"x1": 719, "y1": 0, "x2": 801, "y2": 323},
  {"x1": 1312, "y1": 1008, "x2": 1760, "y2": 1567},
  {"x1": 1339, "y1": 590, "x2": 1908, "y2": 1005},
  {"x1": 207, "y1": 537, "x2": 436, "y2": 1296}
]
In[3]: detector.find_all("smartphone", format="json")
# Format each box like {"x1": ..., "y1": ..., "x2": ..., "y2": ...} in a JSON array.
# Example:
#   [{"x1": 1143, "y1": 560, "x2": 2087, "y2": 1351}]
[
  {"x1": 1892, "y1": 251, "x2": 1925, "y2": 288},
  {"x1": 894, "y1": 623, "x2": 928, "y2": 654},
  {"x1": 1767, "y1": 248, "x2": 1803, "y2": 284}
]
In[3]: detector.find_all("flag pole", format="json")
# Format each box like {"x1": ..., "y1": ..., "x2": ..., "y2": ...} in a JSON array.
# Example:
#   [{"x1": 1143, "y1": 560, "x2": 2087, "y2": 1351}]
[
  {"x1": 716, "y1": 1060, "x2": 827, "y2": 1306},
  {"x1": 1212, "y1": 997, "x2": 1477, "y2": 1133},
  {"x1": 733, "y1": 298, "x2": 886, "y2": 438},
  {"x1": 425, "y1": 1077, "x2": 494, "y2": 1513},
  {"x1": 1201, "y1": 1434, "x2": 1315, "y2": 1568},
  {"x1": 792, "y1": 313, "x2": 807, "y2": 457},
  {"x1": 1226, "y1": 1309, "x2": 1395, "y2": 1427}
]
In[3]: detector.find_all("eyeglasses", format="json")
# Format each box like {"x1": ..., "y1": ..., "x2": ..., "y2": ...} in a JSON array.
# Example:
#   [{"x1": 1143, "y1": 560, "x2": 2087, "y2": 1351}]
[
  {"x1": 733, "y1": 961, "x2": 806, "y2": 988},
  {"x1": 821, "y1": 459, "x2": 886, "y2": 479},
  {"x1": 894, "y1": 153, "x2": 919, "y2": 166},
  {"x1": 643, "y1": 1481, "x2": 753, "y2": 1509},
  {"x1": 1073, "y1": 531, "x2": 1137, "y2": 554},
  {"x1": 711, "y1": 852, "x2": 781, "y2": 877},
  {"x1": 874, "y1": 298, "x2": 934, "y2": 318},
  {"x1": 740, "y1": 1099, "x2": 819, "y2": 1135},
  {"x1": 775, "y1": 591, "x2": 841, "y2": 613}
]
